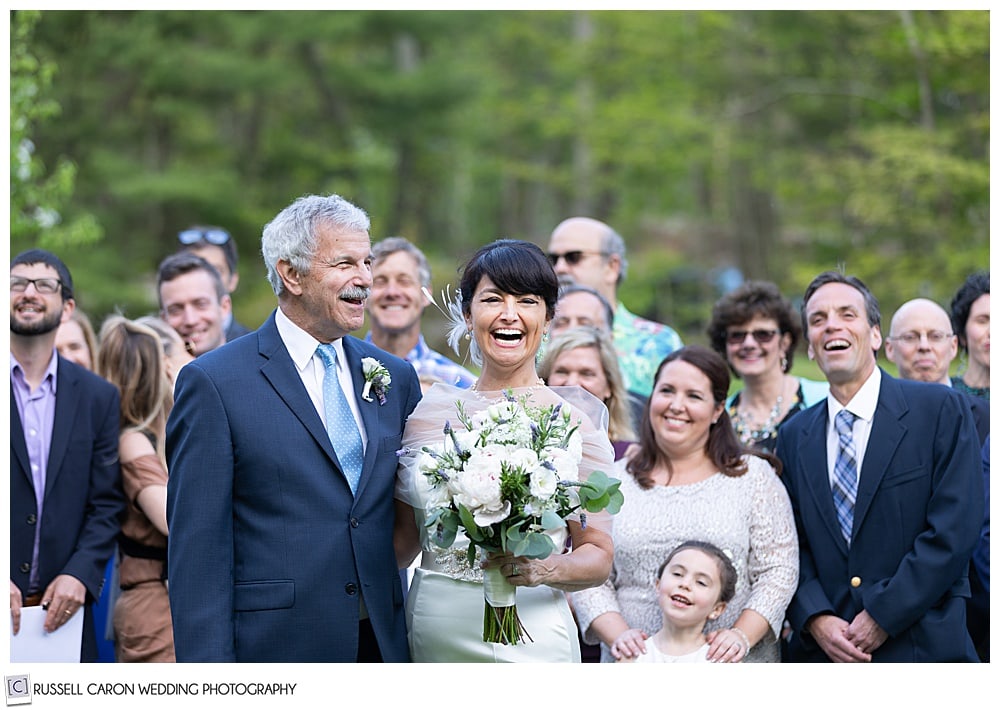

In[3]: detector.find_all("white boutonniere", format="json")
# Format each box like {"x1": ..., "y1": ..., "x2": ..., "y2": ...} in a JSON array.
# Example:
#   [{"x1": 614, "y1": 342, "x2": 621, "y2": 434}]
[{"x1": 361, "y1": 358, "x2": 392, "y2": 404}]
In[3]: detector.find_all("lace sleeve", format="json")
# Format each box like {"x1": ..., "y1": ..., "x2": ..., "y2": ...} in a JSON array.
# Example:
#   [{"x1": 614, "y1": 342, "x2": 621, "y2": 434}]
[{"x1": 744, "y1": 455, "x2": 800, "y2": 638}]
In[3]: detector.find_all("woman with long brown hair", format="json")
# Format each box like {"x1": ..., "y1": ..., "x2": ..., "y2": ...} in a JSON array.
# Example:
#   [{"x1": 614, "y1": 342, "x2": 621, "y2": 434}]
[
  {"x1": 570, "y1": 345, "x2": 798, "y2": 662},
  {"x1": 97, "y1": 316, "x2": 174, "y2": 662}
]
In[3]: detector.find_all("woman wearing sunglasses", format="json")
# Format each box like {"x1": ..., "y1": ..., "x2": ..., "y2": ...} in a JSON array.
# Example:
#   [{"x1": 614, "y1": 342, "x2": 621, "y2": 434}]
[{"x1": 706, "y1": 281, "x2": 827, "y2": 454}]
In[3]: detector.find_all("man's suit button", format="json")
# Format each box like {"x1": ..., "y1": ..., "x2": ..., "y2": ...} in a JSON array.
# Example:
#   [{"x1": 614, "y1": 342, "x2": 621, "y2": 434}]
[
  {"x1": 26, "y1": 514, "x2": 36, "y2": 525},
  {"x1": 850, "y1": 576, "x2": 862, "y2": 588},
  {"x1": 345, "y1": 583, "x2": 358, "y2": 595},
  {"x1": 19, "y1": 563, "x2": 30, "y2": 574},
  {"x1": 350, "y1": 518, "x2": 360, "y2": 528}
]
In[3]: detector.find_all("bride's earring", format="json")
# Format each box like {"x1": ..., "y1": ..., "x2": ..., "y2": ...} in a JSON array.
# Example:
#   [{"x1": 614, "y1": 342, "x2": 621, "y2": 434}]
[{"x1": 465, "y1": 329, "x2": 472, "y2": 341}]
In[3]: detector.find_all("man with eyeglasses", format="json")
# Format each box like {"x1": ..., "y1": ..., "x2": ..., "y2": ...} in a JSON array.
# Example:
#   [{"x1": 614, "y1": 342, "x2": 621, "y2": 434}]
[
  {"x1": 364, "y1": 236, "x2": 475, "y2": 390},
  {"x1": 885, "y1": 297, "x2": 989, "y2": 660},
  {"x1": 546, "y1": 217, "x2": 682, "y2": 399},
  {"x1": 10, "y1": 249, "x2": 125, "y2": 662},
  {"x1": 176, "y1": 225, "x2": 253, "y2": 341}
]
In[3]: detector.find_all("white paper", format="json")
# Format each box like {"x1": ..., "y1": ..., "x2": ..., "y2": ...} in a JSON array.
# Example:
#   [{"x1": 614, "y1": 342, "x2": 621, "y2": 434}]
[{"x1": 9, "y1": 605, "x2": 83, "y2": 662}]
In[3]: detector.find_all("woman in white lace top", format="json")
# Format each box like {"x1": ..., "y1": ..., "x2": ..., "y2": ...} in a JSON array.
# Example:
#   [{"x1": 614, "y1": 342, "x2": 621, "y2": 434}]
[{"x1": 570, "y1": 345, "x2": 798, "y2": 662}]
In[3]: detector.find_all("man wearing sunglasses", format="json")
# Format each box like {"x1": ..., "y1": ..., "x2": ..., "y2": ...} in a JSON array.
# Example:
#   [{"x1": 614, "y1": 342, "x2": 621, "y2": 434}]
[
  {"x1": 884, "y1": 297, "x2": 989, "y2": 661},
  {"x1": 177, "y1": 225, "x2": 253, "y2": 341},
  {"x1": 547, "y1": 217, "x2": 682, "y2": 400},
  {"x1": 10, "y1": 249, "x2": 125, "y2": 662}
]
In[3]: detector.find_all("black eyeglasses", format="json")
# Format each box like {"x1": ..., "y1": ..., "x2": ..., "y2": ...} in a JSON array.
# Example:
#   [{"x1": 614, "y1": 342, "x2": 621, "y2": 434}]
[
  {"x1": 10, "y1": 276, "x2": 63, "y2": 295},
  {"x1": 178, "y1": 228, "x2": 230, "y2": 246},
  {"x1": 546, "y1": 251, "x2": 609, "y2": 267},
  {"x1": 726, "y1": 328, "x2": 780, "y2": 345}
]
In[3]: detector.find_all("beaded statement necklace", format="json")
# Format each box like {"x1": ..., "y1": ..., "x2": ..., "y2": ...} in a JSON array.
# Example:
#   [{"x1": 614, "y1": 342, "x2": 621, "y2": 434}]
[{"x1": 732, "y1": 394, "x2": 783, "y2": 447}]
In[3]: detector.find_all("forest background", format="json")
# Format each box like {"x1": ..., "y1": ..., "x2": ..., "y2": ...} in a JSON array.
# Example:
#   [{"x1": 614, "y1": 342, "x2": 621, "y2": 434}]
[{"x1": 10, "y1": 9, "x2": 990, "y2": 379}]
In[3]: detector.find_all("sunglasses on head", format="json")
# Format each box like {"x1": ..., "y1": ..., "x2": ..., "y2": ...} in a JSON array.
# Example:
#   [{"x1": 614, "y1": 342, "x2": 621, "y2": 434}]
[
  {"x1": 546, "y1": 250, "x2": 608, "y2": 267},
  {"x1": 726, "y1": 328, "x2": 780, "y2": 345},
  {"x1": 178, "y1": 228, "x2": 230, "y2": 246}
]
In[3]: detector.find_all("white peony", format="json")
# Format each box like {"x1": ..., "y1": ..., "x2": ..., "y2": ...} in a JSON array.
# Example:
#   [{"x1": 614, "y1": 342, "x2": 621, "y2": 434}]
[{"x1": 451, "y1": 446, "x2": 510, "y2": 525}]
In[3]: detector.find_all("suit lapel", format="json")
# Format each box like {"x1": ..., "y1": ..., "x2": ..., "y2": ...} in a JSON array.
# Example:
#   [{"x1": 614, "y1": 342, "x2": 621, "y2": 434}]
[
  {"x1": 798, "y1": 403, "x2": 850, "y2": 556},
  {"x1": 46, "y1": 358, "x2": 80, "y2": 498},
  {"x1": 10, "y1": 384, "x2": 31, "y2": 482},
  {"x1": 853, "y1": 371, "x2": 905, "y2": 534},
  {"x1": 256, "y1": 316, "x2": 344, "y2": 473}
]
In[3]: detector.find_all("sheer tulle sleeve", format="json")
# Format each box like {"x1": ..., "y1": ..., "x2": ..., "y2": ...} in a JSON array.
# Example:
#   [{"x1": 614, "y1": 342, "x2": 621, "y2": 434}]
[{"x1": 395, "y1": 383, "x2": 618, "y2": 546}]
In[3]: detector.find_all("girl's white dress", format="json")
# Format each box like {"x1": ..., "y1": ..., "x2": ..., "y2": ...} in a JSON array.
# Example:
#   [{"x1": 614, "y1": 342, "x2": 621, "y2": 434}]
[{"x1": 630, "y1": 639, "x2": 710, "y2": 664}]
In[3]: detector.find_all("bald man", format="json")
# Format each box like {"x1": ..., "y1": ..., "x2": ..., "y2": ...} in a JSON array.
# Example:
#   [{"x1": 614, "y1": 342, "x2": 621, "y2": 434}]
[
  {"x1": 885, "y1": 297, "x2": 989, "y2": 660},
  {"x1": 546, "y1": 217, "x2": 681, "y2": 398}
]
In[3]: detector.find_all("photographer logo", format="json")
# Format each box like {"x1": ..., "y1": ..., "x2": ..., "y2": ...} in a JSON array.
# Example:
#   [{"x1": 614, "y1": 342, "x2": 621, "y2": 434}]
[{"x1": 5, "y1": 676, "x2": 31, "y2": 706}]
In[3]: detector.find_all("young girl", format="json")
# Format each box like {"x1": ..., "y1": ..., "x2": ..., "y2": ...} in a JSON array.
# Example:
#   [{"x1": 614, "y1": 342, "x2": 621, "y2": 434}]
[{"x1": 619, "y1": 540, "x2": 737, "y2": 663}]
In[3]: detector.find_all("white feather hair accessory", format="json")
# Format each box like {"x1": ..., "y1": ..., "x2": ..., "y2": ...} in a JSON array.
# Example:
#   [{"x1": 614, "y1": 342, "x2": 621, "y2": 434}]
[{"x1": 422, "y1": 285, "x2": 483, "y2": 366}]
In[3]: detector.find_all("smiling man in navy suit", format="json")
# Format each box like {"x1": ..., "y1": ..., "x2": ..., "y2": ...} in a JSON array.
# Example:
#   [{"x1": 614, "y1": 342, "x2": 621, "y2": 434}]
[
  {"x1": 166, "y1": 194, "x2": 421, "y2": 662},
  {"x1": 10, "y1": 249, "x2": 124, "y2": 662},
  {"x1": 776, "y1": 271, "x2": 982, "y2": 662}
]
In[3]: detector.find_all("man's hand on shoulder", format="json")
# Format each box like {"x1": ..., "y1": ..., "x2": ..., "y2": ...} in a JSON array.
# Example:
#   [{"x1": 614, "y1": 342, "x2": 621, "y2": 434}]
[{"x1": 807, "y1": 613, "x2": 872, "y2": 662}]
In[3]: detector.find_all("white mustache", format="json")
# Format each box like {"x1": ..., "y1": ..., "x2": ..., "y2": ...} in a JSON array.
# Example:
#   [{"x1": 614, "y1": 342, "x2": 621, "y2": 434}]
[{"x1": 340, "y1": 286, "x2": 371, "y2": 301}]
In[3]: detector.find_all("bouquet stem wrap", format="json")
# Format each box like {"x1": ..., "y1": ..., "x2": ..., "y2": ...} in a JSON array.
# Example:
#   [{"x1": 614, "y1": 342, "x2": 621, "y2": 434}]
[{"x1": 482, "y1": 566, "x2": 530, "y2": 644}]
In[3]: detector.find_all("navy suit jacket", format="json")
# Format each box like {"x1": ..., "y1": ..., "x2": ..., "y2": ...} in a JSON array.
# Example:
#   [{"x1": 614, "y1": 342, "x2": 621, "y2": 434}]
[
  {"x1": 10, "y1": 356, "x2": 124, "y2": 662},
  {"x1": 166, "y1": 311, "x2": 421, "y2": 662},
  {"x1": 776, "y1": 370, "x2": 983, "y2": 662}
]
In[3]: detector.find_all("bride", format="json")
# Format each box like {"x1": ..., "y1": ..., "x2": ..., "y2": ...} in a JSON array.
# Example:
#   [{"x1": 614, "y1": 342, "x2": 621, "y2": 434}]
[{"x1": 394, "y1": 239, "x2": 617, "y2": 662}]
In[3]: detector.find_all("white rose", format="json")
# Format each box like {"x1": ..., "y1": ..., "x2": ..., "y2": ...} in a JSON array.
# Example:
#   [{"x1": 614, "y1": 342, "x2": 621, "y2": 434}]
[
  {"x1": 452, "y1": 429, "x2": 479, "y2": 453},
  {"x1": 505, "y1": 447, "x2": 539, "y2": 473},
  {"x1": 529, "y1": 465, "x2": 559, "y2": 499},
  {"x1": 547, "y1": 448, "x2": 581, "y2": 482},
  {"x1": 565, "y1": 429, "x2": 584, "y2": 462},
  {"x1": 417, "y1": 450, "x2": 440, "y2": 474},
  {"x1": 419, "y1": 474, "x2": 453, "y2": 511}
]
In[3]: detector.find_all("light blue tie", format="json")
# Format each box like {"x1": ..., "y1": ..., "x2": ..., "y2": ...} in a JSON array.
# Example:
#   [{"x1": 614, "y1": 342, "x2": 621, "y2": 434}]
[
  {"x1": 832, "y1": 409, "x2": 859, "y2": 544},
  {"x1": 316, "y1": 344, "x2": 364, "y2": 494}
]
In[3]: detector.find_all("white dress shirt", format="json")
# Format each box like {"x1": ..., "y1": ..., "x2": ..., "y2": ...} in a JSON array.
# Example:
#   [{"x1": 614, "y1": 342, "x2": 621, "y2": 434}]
[
  {"x1": 825, "y1": 366, "x2": 881, "y2": 490},
  {"x1": 274, "y1": 307, "x2": 367, "y2": 451}
]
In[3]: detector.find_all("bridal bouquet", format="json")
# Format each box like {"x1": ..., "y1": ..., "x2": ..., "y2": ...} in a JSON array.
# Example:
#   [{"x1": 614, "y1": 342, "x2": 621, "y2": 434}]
[{"x1": 413, "y1": 390, "x2": 624, "y2": 645}]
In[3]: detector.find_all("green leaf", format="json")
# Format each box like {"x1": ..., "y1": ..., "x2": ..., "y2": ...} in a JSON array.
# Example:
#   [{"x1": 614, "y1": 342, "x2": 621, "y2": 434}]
[{"x1": 540, "y1": 510, "x2": 564, "y2": 530}]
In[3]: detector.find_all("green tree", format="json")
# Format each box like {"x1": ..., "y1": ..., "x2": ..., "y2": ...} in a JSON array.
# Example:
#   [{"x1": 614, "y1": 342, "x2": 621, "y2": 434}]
[{"x1": 10, "y1": 10, "x2": 101, "y2": 254}]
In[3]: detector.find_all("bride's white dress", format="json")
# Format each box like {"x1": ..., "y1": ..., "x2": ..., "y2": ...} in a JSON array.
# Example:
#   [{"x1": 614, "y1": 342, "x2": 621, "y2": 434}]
[{"x1": 396, "y1": 383, "x2": 616, "y2": 663}]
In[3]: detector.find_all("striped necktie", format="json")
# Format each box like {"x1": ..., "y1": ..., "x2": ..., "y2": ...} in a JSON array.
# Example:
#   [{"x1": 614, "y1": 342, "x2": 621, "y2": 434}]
[{"x1": 832, "y1": 409, "x2": 859, "y2": 544}]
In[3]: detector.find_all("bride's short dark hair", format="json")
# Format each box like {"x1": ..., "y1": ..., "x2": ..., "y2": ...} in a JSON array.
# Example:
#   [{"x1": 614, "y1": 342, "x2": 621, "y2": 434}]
[{"x1": 459, "y1": 239, "x2": 559, "y2": 319}]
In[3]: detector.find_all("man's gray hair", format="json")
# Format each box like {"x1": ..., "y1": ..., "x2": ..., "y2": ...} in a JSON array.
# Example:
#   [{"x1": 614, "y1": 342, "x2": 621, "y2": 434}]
[
  {"x1": 371, "y1": 236, "x2": 432, "y2": 289},
  {"x1": 600, "y1": 226, "x2": 629, "y2": 286},
  {"x1": 261, "y1": 194, "x2": 370, "y2": 296}
]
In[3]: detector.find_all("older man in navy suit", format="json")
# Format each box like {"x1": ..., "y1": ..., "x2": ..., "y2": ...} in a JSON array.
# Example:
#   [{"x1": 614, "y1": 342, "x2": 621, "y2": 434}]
[
  {"x1": 167, "y1": 194, "x2": 421, "y2": 662},
  {"x1": 776, "y1": 271, "x2": 982, "y2": 662},
  {"x1": 10, "y1": 249, "x2": 124, "y2": 662}
]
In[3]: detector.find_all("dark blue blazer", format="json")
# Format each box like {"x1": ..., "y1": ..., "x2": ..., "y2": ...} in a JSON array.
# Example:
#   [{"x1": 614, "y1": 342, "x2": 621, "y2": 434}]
[
  {"x1": 166, "y1": 312, "x2": 421, "y2": 662},
  {"x1": 776, "y1": 370, "x2": 983, "y2": 662},
  {"x1": 10, "y1": 356, "x2": 124, "y2": 662}
]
